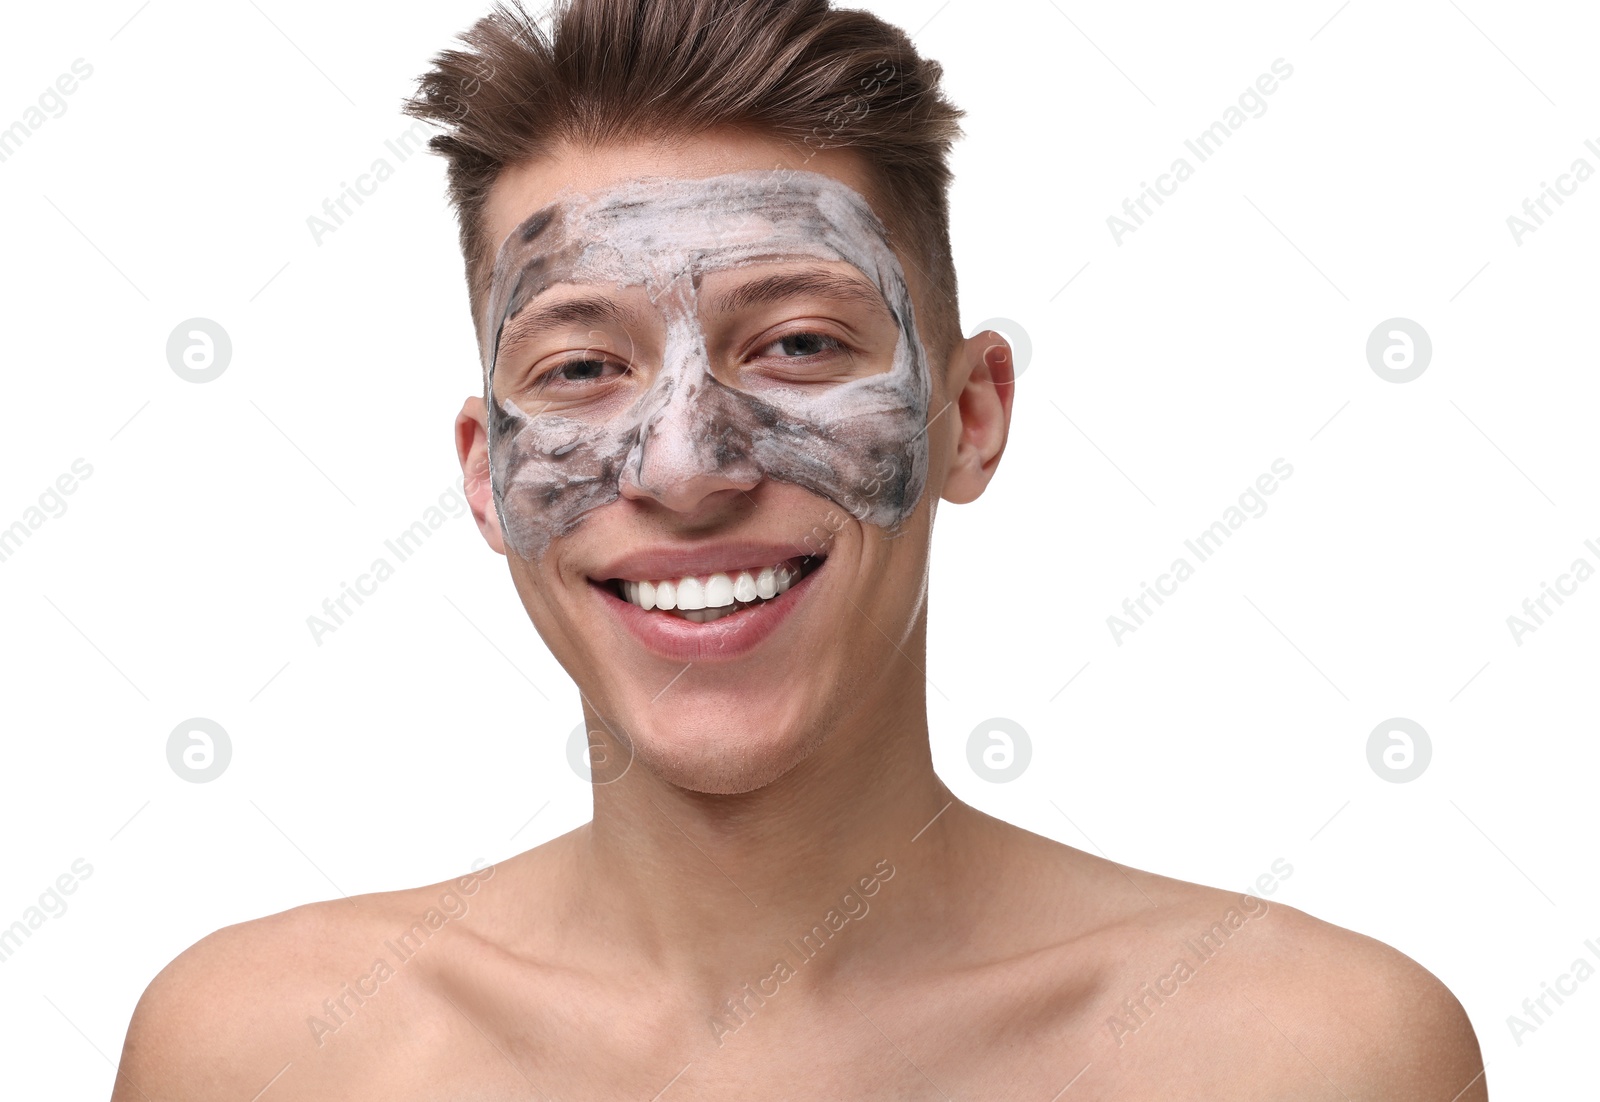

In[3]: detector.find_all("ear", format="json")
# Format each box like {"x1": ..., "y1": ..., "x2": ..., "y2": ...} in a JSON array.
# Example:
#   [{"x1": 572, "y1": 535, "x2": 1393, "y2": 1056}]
[
  {"x1": 456, "y1": 396, "x2": 507, "y2": 555},
  {"x1": 939, "y1": 331, "x2": 1015, "y2": 505}
]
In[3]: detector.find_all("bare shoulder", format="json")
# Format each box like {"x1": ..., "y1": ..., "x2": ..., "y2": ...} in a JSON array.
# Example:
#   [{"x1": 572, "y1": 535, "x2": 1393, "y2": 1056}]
[
  {"x1": 1220, "y1": 896, "x2": 1488, "y2": 1100},
  {"x1": 111, "y1": 861, "x2": 501, "y2": 1101},
  {"x1": 1070, "y1": 852, "x2": 1488, "y2": 1101}
]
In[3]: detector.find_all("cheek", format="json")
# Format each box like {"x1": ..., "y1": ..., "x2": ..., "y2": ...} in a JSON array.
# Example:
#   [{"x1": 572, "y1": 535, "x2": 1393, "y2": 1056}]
[
  {"x1": 748, "y1": 332, "x2": 931, "y2": 528},
  {"x1": 488, "y1": 403, "x2": 634, "y2": 559},
  {"x1": 743, "y1": 389, "x2": 927, "y2": 528}
]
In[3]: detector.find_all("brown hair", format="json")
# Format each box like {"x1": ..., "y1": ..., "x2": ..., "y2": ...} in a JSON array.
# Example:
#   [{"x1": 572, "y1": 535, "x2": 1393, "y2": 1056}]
[{"x1": 402, "y1": 0, "x2": 965, "y2": 361}]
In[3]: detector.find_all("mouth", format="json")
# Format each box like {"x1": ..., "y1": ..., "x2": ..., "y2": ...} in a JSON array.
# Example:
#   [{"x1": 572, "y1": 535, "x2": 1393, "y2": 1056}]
[{"x1": 593, "y1": 554, "x2": 828, "y2": 625}]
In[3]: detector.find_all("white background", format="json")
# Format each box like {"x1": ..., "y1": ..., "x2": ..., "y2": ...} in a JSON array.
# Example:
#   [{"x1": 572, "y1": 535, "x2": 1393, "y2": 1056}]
[{"x1": 1, "y1": 0, "x2": 1596, "y2": 1096}]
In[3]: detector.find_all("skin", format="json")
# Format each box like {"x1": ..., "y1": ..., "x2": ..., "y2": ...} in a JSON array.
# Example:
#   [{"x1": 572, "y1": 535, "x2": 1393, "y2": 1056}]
[{"x1": 110, "y1": 129, "x2": 1487, "y2": 1101}]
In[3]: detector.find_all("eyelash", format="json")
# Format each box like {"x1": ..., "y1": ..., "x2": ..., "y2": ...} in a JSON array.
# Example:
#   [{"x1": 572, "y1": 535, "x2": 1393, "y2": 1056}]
[
  {"x1": 533, "y1": 357, "x2": 625, "y2": 391},
  {"x1": 758, "y1": 331, "x2": 846, "y2": 360},
  {"x1": 529, "y1": 329, "x2": 847, "y2": 391}
]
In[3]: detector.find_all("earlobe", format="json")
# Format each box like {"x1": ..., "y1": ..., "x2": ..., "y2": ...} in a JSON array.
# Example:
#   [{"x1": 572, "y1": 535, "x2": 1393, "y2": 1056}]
[
  {"x1": 939, "y1": 332, "x2": 1013, "y2": 506},
  {"x1": 456, "y1": 396, "x2": 507, "y2": 556}
]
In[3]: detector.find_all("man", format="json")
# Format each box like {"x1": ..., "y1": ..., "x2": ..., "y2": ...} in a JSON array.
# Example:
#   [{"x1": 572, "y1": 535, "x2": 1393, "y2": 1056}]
[{"x1": 112, "y1": 1, "x2": 1487, "y2": 1098}]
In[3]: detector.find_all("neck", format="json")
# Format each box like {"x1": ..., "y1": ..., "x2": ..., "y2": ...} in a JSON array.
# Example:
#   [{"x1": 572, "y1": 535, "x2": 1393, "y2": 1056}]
[{"x1": 559, "y1": 668, "x2": 990, "y2": 1004}]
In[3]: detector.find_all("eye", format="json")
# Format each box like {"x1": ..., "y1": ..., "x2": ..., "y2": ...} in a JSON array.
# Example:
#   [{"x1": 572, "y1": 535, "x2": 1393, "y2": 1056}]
[
  {"x1": 532, "y1": 356, "x2": 626, "y2": 391},
  {"x1": 754, "y1": 331, "x2": 844, "y2": 359}
]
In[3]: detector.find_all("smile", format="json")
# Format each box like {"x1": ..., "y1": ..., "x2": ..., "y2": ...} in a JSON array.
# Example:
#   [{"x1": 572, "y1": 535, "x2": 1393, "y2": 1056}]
[
  {"x1": 604, "y1": 555, "x2": 826, "y2": 624},
  {"x1": 590, "y1": 549, "x2": 829, "y2": 662}
]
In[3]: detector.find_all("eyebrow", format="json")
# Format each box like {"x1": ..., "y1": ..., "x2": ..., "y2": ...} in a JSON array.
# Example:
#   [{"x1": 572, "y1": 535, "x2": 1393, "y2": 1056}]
[
  {"x1": 705, "y1": 270, "x2": 888, "y2": 318},
  {"x1": 496, "y1": 296, "x2": 633, "y2": 364},
  {"x1": 493, "y1": 268, "x2": 890, "y2": 367}
]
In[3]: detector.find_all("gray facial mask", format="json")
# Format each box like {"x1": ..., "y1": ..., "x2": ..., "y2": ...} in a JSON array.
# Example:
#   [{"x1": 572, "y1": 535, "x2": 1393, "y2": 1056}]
[{"x1": 479, "y1": 169, "x2": 933, "y2": 560}]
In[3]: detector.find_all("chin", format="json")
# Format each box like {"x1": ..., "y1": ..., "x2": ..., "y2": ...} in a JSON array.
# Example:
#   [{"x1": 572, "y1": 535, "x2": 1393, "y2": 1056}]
[{"x1": 628, "y1": 711, "x2": 830, "y2": 796}]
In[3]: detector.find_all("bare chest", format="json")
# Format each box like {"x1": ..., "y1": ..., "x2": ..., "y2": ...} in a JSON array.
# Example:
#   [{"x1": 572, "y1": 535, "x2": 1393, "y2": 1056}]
[{"x1": 282, "y1": 969, "x2": 1306, "y2": 1102}]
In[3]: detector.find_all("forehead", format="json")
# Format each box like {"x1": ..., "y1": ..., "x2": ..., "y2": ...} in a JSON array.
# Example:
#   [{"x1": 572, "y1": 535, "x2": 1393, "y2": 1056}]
[
  {"x1": 493, "y1": 172, "x2": 896, "y2": 295},
  {"x1": 480, "y1": 132, "x2": 894, "y2": 271}
]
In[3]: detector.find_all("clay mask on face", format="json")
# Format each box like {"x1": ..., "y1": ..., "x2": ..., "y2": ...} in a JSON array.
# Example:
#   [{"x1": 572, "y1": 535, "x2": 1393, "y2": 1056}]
[{"x1": 480, "y1": 169, "x2": 932, "y2": 560}]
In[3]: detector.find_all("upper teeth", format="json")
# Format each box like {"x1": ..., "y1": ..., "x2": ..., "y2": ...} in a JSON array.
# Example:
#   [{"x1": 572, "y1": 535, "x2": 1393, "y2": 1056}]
[{"x1": 620, "y1": 562, "x2": 800, "y2": 611}]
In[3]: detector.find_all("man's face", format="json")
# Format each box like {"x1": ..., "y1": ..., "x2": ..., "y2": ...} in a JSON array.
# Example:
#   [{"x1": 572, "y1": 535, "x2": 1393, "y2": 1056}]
[
  {"x1": 480, "y1": 169, "x2": 931, "y2": 560},
  {"x1": 465, "y1": 131, "x2": 962, "y2": 795}
]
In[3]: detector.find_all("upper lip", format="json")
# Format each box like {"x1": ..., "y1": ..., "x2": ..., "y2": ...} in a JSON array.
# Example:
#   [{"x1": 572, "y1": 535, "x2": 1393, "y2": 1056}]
[{"x1": 590, "y1": 540, "x2": 826, "y2": 582}]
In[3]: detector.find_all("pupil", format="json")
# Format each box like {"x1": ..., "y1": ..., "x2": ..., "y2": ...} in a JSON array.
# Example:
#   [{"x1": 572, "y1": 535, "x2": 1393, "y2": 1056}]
[
  {"x1": 565, "y1": 359, "x2": 605, "y2": 380},
  {"x1": 781, "y1": 333, "x2": 826, "y2": 356}
]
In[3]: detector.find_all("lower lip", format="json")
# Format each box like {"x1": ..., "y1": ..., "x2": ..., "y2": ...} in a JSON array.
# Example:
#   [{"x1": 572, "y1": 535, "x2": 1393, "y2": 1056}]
[{"x1": 592, "y1": 562, "x2": 825, "y2": 664}]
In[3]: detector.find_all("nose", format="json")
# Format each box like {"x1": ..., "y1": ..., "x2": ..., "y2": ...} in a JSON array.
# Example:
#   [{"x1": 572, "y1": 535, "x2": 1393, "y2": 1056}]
[{"x1": 618, "y1": 341, "x2": 762, "y2": 515}]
